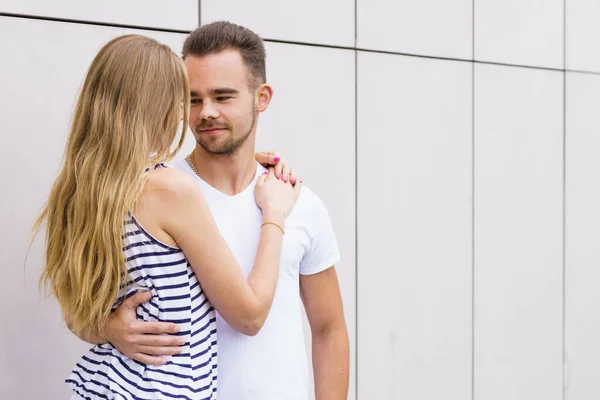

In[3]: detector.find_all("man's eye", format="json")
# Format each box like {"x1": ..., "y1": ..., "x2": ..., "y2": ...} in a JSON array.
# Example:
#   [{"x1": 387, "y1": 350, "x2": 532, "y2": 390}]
[{"x1": 217, "y1": 96, "x2": 232, "y2": 101}]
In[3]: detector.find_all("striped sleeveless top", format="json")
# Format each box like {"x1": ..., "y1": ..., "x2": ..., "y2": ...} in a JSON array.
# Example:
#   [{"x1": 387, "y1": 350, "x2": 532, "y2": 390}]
[{"x1": 66, "y1": 167, "x2": 218, "y2": 399}]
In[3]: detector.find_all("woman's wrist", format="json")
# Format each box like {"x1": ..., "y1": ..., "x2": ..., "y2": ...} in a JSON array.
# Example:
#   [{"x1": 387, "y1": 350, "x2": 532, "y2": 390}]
[
  {"x1": 262, "y1": 210, "x2": 285, "y2": 226},
  {"x1": 261, "y1": 221, "x2": 285, "y2": 235}
]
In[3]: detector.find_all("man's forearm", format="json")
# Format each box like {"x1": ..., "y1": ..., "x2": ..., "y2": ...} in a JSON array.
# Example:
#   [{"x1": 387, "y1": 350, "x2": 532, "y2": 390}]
[{"x1": 312, "y1": 326, "x2": 350, "y2": 400}]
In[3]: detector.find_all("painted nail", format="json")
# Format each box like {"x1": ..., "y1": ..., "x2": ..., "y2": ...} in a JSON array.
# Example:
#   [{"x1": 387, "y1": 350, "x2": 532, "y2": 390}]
[
  {"x1": 262, "y1": 171, "x2": 268, "y2": 175},
  {"x1": 274, "y1": 157, "x2": 280, "y2": 163},
  {"x1": 291, "y1": 177, "x2": 296, "y2": 184},
  {"x1": 283, "y1": 176, "x2": 288, "y2": 182},
  {"x1": 276, "y1": 174, "x2": 280, "y2": 179}
]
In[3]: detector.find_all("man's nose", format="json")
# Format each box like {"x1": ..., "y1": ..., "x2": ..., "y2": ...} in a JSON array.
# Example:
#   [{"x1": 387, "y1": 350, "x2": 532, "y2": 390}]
[{"x1": 198, "y1": 100, "x2": 219, "y2": 120}]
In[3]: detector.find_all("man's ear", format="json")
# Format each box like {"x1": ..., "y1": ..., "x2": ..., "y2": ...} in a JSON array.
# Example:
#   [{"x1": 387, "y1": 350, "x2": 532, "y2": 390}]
[{"x1": 255, "y1": 83, "x2": 274, "y2": 113}]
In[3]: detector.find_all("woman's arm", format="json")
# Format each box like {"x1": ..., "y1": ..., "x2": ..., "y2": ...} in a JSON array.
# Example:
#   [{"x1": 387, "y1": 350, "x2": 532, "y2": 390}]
[{"x1": 153, "y1": 167, "x2": 300, "y2": 336}]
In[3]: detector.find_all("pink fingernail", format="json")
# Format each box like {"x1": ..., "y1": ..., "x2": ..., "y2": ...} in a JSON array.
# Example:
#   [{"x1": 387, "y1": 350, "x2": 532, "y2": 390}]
[
  {"x1": 276, "y1": 174, "x2": 280, "y2": 179},
  {"x1": 283, "y1": 176, "x2": 288, "y2": 182},
  {"x1": 291, "y1": 177, "x2": 296, "y2": 184},
  {"x1": 274, "y1": 157, "x2": 280, "y2": 162},
  {"x1": 262, "y1": 171, "x2": 268, "y2": 175}
]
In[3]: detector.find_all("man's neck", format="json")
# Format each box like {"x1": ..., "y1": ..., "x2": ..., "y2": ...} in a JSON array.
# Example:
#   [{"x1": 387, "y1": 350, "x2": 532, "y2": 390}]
[{"x1": 190, "y1": 145, "x2": 258, "y2": 196}]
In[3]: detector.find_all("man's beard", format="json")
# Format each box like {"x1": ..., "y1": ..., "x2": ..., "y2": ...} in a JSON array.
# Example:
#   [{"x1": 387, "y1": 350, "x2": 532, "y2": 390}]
[{"x1": 195, "y1": 105, "x2": 256, "y2": 156}]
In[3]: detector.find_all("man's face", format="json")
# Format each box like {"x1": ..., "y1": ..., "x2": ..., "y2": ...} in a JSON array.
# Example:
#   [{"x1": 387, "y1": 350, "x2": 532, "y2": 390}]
[{"x1": 185, "y1": 49, "x2": 257, "y2": 155}]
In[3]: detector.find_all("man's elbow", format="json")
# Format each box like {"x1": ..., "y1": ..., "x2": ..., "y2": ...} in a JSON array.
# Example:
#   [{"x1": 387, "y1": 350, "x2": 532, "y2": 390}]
[{"x1": 312, "y1": 319, "x2": 348, "y2": 340}]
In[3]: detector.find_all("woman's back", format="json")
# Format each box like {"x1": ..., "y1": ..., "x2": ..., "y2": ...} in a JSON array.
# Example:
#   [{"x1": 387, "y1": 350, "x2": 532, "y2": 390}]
[{"x1": 67, "y1": 167, "x2": 218, "y2": 400}]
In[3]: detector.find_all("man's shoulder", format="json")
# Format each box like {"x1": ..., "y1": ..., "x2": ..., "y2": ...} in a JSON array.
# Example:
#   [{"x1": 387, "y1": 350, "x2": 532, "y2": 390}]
[
  {"x1": 296, "y1": 185, "x2": 318, "y2": 205},
  {"x1": 292, "y1": 185, "x2": 329, "y2": 219}
]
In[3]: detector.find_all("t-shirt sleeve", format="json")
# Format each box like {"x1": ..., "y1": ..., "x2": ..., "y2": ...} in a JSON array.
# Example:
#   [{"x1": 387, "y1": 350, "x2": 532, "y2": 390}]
[{"x1": 299, "y1": 193, "x2": 341, "y2": 275}]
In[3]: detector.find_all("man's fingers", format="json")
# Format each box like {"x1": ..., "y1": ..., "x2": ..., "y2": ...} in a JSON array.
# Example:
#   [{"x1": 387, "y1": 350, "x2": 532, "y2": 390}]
[
  {"x1": 134, "y1": 333, "x2": 186, "y2": 347},
  {"x1": 133, "y1": 321, "x2": 180, "y2": 335},
  {"x1": 130, "y1": 353, "x2": 170, "y2": 366},
  {"x1": 123, "y1": 290, "x2": 152, "y2": 309},
  {"x1": 138, "y1": 345, "x2": 183, "y2": 356}
]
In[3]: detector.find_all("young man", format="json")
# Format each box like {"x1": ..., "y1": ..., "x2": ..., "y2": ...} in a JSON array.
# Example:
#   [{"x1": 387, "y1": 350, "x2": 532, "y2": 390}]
[{"x1": 91, "y1": 22, "x2": 349, "y2": 399}]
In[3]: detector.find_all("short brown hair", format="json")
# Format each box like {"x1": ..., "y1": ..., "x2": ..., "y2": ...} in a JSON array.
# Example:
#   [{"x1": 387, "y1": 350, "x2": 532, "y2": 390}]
[{"x1": 183, "y1": 21, "x2": 266, "y2": 88}]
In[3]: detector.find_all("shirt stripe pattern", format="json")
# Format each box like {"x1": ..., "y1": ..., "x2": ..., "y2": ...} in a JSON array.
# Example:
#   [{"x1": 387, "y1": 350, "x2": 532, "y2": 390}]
[{"x1": 66, "y1": 209, "x2": 218, "y2": 399}]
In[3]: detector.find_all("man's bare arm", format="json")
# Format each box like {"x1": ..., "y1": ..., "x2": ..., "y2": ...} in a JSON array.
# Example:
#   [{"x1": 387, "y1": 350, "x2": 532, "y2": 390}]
[{"x1": 300, "y1": 266, "x2": 349, "y2": 400}]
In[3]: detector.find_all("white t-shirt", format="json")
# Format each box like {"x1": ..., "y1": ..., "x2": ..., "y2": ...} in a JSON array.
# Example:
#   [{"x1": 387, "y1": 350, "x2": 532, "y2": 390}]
[{"x1": 173, "y1": 160, "x2": 340, "y2": 400}]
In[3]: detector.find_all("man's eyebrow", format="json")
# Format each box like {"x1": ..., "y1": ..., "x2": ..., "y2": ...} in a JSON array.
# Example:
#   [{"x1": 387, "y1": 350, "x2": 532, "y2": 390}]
[{"x1": 210, "y1": 88, "x2": 239, "y2": 95}]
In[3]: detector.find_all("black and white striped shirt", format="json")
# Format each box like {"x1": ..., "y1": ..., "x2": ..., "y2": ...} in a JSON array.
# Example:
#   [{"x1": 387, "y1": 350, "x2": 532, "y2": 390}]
[{"x1": 67, "y1": 211, "x2": 218, "y2": 400}]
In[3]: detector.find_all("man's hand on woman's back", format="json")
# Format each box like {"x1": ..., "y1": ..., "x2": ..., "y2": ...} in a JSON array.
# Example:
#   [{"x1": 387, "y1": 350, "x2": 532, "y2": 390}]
[{"x1": 103, "y1": 290, "x2": 185, "y2": 366}]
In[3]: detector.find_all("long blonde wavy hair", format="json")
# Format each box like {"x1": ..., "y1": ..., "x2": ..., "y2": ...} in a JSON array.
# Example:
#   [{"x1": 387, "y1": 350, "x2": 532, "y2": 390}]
[{"x1": 34, "y1": 34, "x2": 190, "y2": 338}]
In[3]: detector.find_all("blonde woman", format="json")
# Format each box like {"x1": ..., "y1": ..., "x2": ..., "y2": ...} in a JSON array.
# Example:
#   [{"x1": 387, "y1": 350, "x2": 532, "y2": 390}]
[{"x1": 36, "y1": 34, "x2": 301, "y2": 400}]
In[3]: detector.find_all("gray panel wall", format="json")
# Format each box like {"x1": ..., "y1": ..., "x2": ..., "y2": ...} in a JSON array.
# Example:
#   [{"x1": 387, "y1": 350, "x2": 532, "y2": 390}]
[{"x1": 2, "y1": 0, "x2": 599, "y2": 399}]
